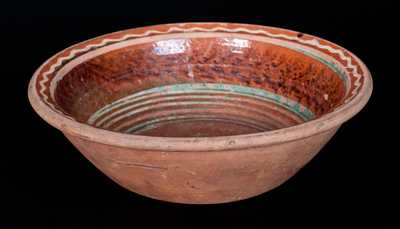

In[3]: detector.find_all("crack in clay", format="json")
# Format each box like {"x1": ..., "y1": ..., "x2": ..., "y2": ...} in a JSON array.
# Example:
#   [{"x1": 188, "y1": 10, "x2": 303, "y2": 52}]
[{"x1": 106, "y1": 159, "x2": 167, "y2": 170}]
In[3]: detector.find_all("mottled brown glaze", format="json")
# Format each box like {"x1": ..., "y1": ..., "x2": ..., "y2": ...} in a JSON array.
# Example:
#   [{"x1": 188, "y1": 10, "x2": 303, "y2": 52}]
[
  {"x1": 56, "y1": 37, "x2": 345, "y2": 123},
  {"x1": 28, "y1": 22, "x2": 372, "y2": 204}
]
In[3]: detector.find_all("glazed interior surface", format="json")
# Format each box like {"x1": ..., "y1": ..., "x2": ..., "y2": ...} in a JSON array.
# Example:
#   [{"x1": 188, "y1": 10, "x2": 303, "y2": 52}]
[{"x1": 55, "y1": 36, "x2": 346, "y2": 137}]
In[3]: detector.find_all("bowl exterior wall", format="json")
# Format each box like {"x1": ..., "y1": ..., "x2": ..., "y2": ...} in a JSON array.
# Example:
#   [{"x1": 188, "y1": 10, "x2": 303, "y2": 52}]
[{"x1": 64, "y1": 127, "x2": 338, "y2": 204}]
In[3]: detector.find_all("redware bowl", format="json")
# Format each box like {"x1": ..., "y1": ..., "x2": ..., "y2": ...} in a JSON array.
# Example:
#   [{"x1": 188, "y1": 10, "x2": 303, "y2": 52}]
[{"x1": 28, "y1": 22, "x2": 372, "y2": 204}]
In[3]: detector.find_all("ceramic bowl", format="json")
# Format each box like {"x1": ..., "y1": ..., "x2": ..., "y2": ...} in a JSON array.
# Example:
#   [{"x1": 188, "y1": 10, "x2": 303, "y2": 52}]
[{"x1": 28, "y1": 22, "x2": 372, "y2": 204}]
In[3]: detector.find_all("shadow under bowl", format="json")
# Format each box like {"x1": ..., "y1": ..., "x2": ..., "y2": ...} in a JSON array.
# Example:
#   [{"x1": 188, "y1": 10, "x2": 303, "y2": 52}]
[{"x1": 28, "y1": 22, "x2": 372, "y2": 204}]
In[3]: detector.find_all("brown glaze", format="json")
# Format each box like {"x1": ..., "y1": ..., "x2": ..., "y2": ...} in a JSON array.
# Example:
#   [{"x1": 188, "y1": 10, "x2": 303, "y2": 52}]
[
  {"x1": 28, "y1": 22, "x2": 372, "y2": 204},
  {"x1": 56, "y1": 37, "x2": 345, "y2": 123}
]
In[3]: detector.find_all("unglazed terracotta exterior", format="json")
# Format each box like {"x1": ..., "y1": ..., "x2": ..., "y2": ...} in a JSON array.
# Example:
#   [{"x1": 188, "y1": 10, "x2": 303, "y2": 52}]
[{"x1": 28, "y1": 22, "x2": 372, "y2": 204}]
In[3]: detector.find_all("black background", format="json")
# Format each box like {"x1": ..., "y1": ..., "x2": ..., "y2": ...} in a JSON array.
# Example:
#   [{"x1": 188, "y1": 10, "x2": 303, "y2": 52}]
[{"x1": 1, "y1": 0, "x2": 398, "y2": 227}]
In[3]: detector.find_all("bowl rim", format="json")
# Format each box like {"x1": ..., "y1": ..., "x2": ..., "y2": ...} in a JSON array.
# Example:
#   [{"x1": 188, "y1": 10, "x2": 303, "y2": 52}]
[{"x1": 28, "y1": 22, "x2": 373, "y2": 151}]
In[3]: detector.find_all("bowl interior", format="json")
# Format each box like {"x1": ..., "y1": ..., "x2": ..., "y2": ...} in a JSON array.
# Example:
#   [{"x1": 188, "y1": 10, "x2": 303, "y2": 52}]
[{"x1": 54, "y1": 36, "x2": 346, "y2": 137}]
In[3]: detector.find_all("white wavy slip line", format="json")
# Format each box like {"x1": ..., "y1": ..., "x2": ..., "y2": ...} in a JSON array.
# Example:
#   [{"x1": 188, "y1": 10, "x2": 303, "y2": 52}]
[{"x1": 37, "y1": 26, "x2": 363, "y2": 116}]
